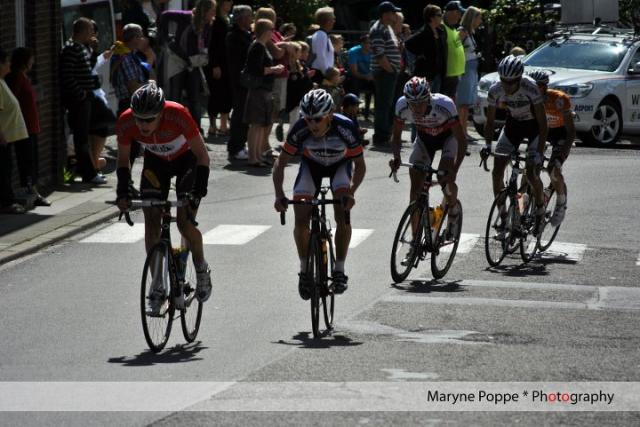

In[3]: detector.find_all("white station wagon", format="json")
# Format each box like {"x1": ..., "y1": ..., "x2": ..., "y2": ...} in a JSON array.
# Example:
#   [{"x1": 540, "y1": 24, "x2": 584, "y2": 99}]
[{"x1": 473, "y1": 27, "x2": 640, "y2": 145}]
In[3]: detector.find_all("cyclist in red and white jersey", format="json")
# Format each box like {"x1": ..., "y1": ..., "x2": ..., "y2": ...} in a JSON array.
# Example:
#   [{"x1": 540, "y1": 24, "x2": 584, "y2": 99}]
[
  {"x1": 115, "y1": 82, "x2": 212, "y2": 306},
  {"x1": 482, "y1": 55, "x2": 548, "y2": 235},
  {"x1": 389, "y1": 77, "x2": 467, "y2": 242}
]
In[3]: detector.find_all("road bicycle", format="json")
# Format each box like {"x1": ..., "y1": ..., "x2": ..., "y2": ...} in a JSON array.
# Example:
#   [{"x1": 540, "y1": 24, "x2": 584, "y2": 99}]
[
  {"x1": 480, "y1": 151, "x2": 556, "y2": 266},
  {"x1": 279, "y1": 187, "x2": 349, "y2": 339},
  {"x1": 119, "y1": 199, "x2": 203, "y2": 353},
  {"x1": 389, "y1": 162, "x2": 463, "y2": 283}
]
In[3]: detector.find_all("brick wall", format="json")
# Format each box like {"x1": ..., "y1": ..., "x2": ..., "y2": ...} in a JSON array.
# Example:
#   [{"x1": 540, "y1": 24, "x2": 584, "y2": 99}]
[{"x1": 0, "y1": 0, "x2": 63, "y2": 191}]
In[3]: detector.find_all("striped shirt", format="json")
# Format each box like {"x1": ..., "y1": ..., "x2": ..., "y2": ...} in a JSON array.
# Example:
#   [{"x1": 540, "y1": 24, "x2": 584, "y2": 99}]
[
  {"x1": 369, "y1": 20, "x2": 401, "y2": 73},
  {"x1": 59, "y1": 39, "x2": 100, "y2": 102}
]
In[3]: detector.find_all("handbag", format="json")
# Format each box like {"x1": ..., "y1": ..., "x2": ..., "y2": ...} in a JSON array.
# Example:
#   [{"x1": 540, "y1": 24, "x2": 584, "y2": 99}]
[{"x1": 239, "y1": 68, "x2": 263, "y2": 90}]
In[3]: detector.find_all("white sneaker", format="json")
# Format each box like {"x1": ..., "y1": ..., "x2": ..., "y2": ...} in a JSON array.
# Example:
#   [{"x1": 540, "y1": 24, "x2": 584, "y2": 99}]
[
  {"x1": 147, "y1": 286, "x2": 167, "y2": 316},
  {"x1": 196, "y1": 265, "x2": 212, "y2": 302},
  {"x1": 233, "y1": 148, "x2": 249, "y2": 160},
  {"x1": 550, "y1": 203, "x2": 567, "y2": 227}
]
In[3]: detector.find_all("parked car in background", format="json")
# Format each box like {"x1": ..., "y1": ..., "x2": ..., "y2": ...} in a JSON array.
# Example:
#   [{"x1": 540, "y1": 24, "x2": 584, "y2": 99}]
[{"x1": 473, "y1": 26, "x2": 640, "y2": 146}]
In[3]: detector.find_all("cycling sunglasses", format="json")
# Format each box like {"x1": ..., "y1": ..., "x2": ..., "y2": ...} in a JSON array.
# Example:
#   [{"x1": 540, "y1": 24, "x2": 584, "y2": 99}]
[
  {"x1": 305, "y1": 116, "x2": 328, "y2": 123},
  {"x1": 500, "y1": 78, "x2": 521, "y2": 86},
  {"x1": 134, "y1": 115, "x2": 158, "y2": 123}
]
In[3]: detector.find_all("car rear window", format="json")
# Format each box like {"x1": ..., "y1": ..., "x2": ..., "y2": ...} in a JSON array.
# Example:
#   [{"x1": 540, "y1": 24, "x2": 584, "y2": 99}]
[{"x1": 525, "y1": 39, "x2": 628, "y2": 72}]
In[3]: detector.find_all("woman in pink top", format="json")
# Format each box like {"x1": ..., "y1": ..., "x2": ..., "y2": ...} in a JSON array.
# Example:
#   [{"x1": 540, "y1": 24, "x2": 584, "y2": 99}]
[{"x1": 6, "y1": 47, "x2": 50, "y2": 206}]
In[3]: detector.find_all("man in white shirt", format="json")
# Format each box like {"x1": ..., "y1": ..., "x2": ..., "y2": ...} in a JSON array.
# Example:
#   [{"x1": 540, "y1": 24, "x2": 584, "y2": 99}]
[{"x1": 309, "y1": 7, "x2": 336, "y2": 83}]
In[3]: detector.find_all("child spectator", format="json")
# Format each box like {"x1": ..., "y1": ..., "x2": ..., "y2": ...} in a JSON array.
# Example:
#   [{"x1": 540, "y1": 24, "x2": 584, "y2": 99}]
[
  {"x1": 320, "y1": 66, "x2": 345, "y2": 108},
  {"x1": 283, "y1": 42, "x2": 315, "y2": 138},
  {"x1": 341, "y1": 93, "x2": 368, "y2": 146},
  {"x1": 329, "y1": 34, "x2": 346, "y2": 74},
  {"x1": 279, "y1": 23, "x2": 297, "y2": 41}
]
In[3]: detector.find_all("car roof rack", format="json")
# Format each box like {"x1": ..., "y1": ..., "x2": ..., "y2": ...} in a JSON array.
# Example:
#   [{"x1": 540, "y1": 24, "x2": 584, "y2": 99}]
[{"x1": 550, "y1": 22, "x2": 640, "y2": 42}]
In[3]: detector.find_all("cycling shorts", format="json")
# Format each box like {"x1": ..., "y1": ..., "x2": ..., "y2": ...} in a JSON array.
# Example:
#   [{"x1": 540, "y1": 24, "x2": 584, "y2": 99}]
[
  {"x1": 495, "y1": 118, "x2": 542, "y2": 165},
  {"x1": 409, "y1": 134, "x2": 457, "y2": 168},
  {"x1": 140, "y1": 151, "x2": 196, "y2": 200},
  {"x1": 293, "y1": 159, "x2": 352, "y2": 200},
  {"x1": 548, "y1": 127, "x2": 569, "y2": 170}
]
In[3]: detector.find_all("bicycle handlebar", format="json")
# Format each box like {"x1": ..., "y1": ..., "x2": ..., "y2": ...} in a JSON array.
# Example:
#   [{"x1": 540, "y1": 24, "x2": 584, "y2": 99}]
[
  {"x1": 479, "y1": 150, "x2": 550, "y2": 172},
  {"x1": 279, "y1": 198, "x2": 350, "y2": 226},
  {"x1": 110, "y1": 198, "x2": 198, "y2": 227},
  {"x1": 389, "y1": 162, "x2": 447, "y2": 183}
]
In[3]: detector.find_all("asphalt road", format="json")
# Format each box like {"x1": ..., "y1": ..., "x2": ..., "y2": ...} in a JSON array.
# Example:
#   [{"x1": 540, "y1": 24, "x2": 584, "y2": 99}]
[{"x1": 1, "y1": 138, "x2": 639, "y2": 426}]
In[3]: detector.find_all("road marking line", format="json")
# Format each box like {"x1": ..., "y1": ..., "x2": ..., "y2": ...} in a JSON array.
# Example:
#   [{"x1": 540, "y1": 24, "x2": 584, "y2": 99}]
[
  {"x1": 347, "y1": 229, "x2": 374, "y2": 248},
  {"x1": 538, "y1": 241, "x2": 587, "y2": 262},
  {"x1": 80, "y1": 223, "x2": 145, "y2": 243},
  {"x1": 442, "y1": 233, "x2": 478, "y2": 254},
  {"x1": 461, "y1": 279, "x2": 593, "y2": 292},
  {"x1": 382, "y1": 295, "x2": 589, "y2": 310},
  {"x1": 336, "y1": 320, "x2": 483, "y2": 344},
  {"x1": 636, "y1": 253, "x2": 640, "y2": 266},
  {"x1": 202, "y1": 225, "x2": 271, "y2": 245}
]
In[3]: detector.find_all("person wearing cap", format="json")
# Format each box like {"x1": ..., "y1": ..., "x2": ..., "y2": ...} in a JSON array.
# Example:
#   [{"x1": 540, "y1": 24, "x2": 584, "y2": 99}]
[
  {"x1": 441, "y1": 0, "x2": 466, "y2": 99},
  {"x1": 369, "y1": 1, "x2": 402, "y2": 147},
  {"x1": 342, "y1": 93, "x2": 368, "y2": 145}
]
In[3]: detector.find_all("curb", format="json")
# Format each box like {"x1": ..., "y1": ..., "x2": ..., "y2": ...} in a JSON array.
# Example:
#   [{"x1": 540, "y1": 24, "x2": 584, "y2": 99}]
[{"x1": 0, "y1": 207, "x2": 120, "y2": 266}]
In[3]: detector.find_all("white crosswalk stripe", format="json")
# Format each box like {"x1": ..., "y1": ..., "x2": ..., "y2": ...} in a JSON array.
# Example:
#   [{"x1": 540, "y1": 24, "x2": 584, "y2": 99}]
[
  {"x1": 202, "y1": 225, "x2": 271, "y2": 245},
  {"x1": 636, "y1": 253, "x2": 640, "y2": 266},
  {"x1": 537, "y1": 241, "x2": 587, "y2": 262},
  {"x1": 80, "y1": 223, "x2": 146, "y2": 243},
  {"x1": 330, "y1": 229, "x2": 374, "y2": 249},
  {"x1": 441, "y1": 233, "x2": 479, "y2": 254}
]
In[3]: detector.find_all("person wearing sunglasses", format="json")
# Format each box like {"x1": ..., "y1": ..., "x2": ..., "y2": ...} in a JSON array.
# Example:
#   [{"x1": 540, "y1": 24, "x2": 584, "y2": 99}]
[
  {"x1": 481, "y1": 54, "x2": 548, "y2": 237},
  {"x1": 272, "y1": 89, "x2": 366, "y2": 300},
  {"x1": 115, "y1": 82, "x2": 213, "y2": 304},
  {"x1": 389, "y1": 76, "x2": 467, "y2": 256}
]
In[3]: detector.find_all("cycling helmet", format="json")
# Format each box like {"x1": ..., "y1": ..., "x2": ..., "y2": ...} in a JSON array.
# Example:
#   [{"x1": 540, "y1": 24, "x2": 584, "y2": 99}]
[
  {"x1": 528, "y1": 69, "x2": 550, "y2": 85},
  {"x1": 403, "y1": 76, "x2": 430, "y2": 102},
  {"x1": 131, "y1": 82, "x2": 165, "y2": 118},
  {"x1": 498, "y1": 54, "x2": 524, "y2": 80},
  {"x1": 300, "y1": 89, "x2": 334, "y2": 119}
]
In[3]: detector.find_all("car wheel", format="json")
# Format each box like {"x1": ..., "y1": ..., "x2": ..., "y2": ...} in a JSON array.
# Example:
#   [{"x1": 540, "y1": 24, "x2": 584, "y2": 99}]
[{"x1": 579, "y1": 99, "x2": 622, "y2": 146}]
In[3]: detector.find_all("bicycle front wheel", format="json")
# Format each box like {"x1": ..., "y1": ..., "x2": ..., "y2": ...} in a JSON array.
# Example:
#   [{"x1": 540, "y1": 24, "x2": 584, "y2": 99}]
[
  {"x1": 431, "y1": 201, "x2": 463, "y2": 279},
  {"x1": 322, "y1": 236, "x2": 335, "y2": 331},
  {"x1": 537, "y1": 186, "x2": 561, "y2": 252},
  {"x1": 180, "y1": 250, "x2": 203, "y2": 343},
  {"x1": 307, "y1": 236, "x2": 322, "y2": 339},
  {"x1": 141, "y1": 242, "x2": 174, "y2": 353},
  {"x1": 390, "y1": 202, "x2": 423, "y2": 283},
  {"x1": 519, "y1": 192, "x2": 539, "y2": 263},
  {"x1": 485, "y1": 192, "x2": 509, "y2": 267}
]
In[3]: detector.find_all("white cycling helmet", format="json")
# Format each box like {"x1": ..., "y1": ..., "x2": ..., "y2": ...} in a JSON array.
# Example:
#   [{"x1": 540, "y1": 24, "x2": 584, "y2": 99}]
[
  {"x1": 498, "y1": 54, "x2": 525, "y2": 80},
  {"x1": 300, "y1": 89, "x2": 334, "y2": 119},
  {"x1": 403, "y1": 76, "x2": 431, "y2": 102},
  {"x1": 528, "y1": 69, "x2": 550, "y2": 85}
]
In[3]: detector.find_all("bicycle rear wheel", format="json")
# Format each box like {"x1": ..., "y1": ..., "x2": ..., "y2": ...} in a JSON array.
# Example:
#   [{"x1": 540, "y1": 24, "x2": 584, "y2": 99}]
[
  {"x1": 537, "y1": 186, "x2": 561, "y2": 252},
  {"x1": 431, "y1": 201, "x2": 463, "y2": 279},
  {"x1": 141, "y1": 242, "x2": 174, "y2": 353},
  {"x1": 180, "y1": 250, "x2": 203, "y2": 343},
  {"x1": 322, "y1": 236, "x2": 335, "y2": 331},
  {"x1": 519, "y1": 192, "x2": 539, "y2": 263},
  {"x1": 484, "y1": 192, "x2": 509, "y2": 267},
  {"x1": 307, "y1": 237, "x2": 322, "y2": 339},
  {"x1": 390, "y1": 202, "x2": 423, "y2": 283}
]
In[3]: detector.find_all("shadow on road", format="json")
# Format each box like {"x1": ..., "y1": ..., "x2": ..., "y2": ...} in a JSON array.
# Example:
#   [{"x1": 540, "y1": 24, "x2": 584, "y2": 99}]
[
  {"x1": 107, "y1": 341, "x2": 207, "y2": 366},
  {"x1": 274, "y1": 331, "x2": 363, "y2": 349},
  {"x1": 391, "y1": 279, "x2": 464, "y2": 294},
  {"x1": 486, "y1": 260, "x2": 549, "y2": 277}
]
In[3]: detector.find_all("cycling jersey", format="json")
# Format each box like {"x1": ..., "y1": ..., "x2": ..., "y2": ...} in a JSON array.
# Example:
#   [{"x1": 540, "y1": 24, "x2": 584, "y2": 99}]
[
  {"x1": 116, "y1": 101, "x2": 200, "y2": 161},
  {"x1": 282, "y1": 114, "x2": 363, "y2": 167},
  {"x1": 394, "y1": 94, "x2": 459, "y2": 145},
  {"x1": 543, "y1": 89, "x2": 572, "y2": 129},
  {"x1": 487, "y1": 76, "x2": 543, "y2": 121}
]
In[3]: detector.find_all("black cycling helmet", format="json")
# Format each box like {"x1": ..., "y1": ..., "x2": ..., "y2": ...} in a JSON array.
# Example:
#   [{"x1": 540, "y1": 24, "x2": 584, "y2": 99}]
[
  {"x1": 300, "y1": 89, "x2": 334, "y2": 119},
  {"x1": 498, "y1": 54, "x2": 525, "y2": 80},
  {"x1": 131, "y1": 82, "x2": 165, "y2": 118},
  {"x1": 528, "y1": 69, "x2": 550, "y2": 85}
]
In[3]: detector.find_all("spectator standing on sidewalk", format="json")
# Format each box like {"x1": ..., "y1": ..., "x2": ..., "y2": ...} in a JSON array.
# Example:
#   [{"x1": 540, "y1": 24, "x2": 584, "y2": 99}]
[
  {"x1": 225, "y1": 4, "x2": 252, "y2": 161},
  {"x1": 456, "y1": 6, "x2": 484, "y2": 141},
  {"x1": 405, "y1": 4, "x2": 447, "y2": 92},
  {"x1": 60, "y1": 17, "x2": 105, "y2": 185},
  {"x1": 112, "y1": 24, "x2": 150, "y2": 116},
  {"x1": 180, "y1": 0, "x2": 215, "y2": 133},
  {"x1": 369, "y1": 1, "x2": 402, "y2": 148},
  {"x1": 0, "y1": 46, "x2": 29, "y2": 214},
  {"x1": 344, "y1": 35, "x2": 374, "y2": 120},
  {"x1": 5, "y1": 48, "x2": 50, "y2": 207},
  {"x1": 441, "y1": 1, "x2": 466, "y2": 99},
  {"x1": 244, "y1": 19, "x2": 285, "y2": 167},
  {"x1": 206, "y1": 0, "x2": 233, "y2": 137},
  {"x1": 285, "y1": 42, "x2": 314, "y2": 128},
  {"x1": 308, "y1": 7, "x2": 336, "y2": 83}
]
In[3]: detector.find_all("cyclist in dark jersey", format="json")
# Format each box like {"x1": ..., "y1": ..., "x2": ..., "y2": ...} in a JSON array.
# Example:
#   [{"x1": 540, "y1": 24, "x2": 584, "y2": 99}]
[
  {"x1": 528, "y1": 69, "x2": 575, "y2": 227},
  {"x1": 115, "y1": 82, "x2": 212, "y2": 307},
  {"x1": 482, "y1": 55, "x2": 548, "y2": 235},
  {"x1": 273, "y1": 89, "x2": 366, "y2": 300}
]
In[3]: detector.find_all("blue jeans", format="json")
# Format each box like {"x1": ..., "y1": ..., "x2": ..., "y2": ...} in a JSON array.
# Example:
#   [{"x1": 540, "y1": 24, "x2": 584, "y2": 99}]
[{"x1": 373, "y1": 70, "x2": 398, "y2": 145}]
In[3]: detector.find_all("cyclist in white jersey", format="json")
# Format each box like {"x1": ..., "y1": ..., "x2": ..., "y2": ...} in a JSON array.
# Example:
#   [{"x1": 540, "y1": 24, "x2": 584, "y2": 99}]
[
  {"x1": 390, "y1": 77, "x2": 467, "y2": 240},
  {"x1": 482, "y1": 55, "x2": 548, "y2": 235}
]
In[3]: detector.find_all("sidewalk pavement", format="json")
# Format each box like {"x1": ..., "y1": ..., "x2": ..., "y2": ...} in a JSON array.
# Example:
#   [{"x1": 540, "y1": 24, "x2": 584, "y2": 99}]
[{"x1": 0, "y1": 122, "x2": 482, "y2": 266}]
